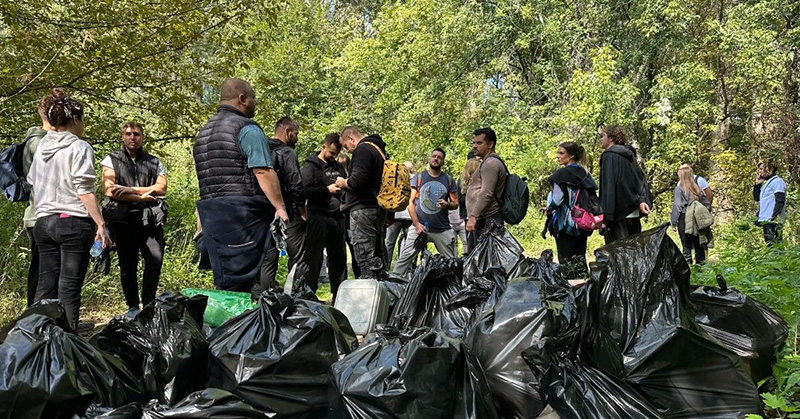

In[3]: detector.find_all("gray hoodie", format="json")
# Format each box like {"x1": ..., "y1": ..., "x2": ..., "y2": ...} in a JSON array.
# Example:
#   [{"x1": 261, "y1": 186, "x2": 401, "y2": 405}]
[{"x1": 27, "y1": 131, "x2": 96, "y2": 219}]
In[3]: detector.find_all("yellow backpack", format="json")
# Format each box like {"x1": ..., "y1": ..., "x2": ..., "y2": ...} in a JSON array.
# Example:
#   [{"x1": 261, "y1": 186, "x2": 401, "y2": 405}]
[{"x1": 364, "y1": 142, "x2": 411, "y2": 212}]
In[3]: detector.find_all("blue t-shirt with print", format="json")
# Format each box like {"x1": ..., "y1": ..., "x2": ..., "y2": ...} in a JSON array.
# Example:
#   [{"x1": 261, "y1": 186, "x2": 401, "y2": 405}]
[
  {"x1": 758, "y1": 176, "x2": 787, "y2": 222},
  {"x1": 413, "y1": 171, "x2": 458, "y2": 233}
]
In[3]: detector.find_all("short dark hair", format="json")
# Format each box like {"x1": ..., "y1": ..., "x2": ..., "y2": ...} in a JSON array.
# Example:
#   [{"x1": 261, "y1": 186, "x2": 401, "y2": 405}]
[
  {"x1": 122, "y1": 121, "x2": 143, "y2": 135},
  {"x1": 324, "y1": 133, "x2": 340, "y2": 147},
  {"x1": 761, "y1": 159, "x2": 778, "y2": 173},
  {"x1": 473, "y1": 127, "x2": 497, "y2": 147},
  {"x1": 432, "y1": 148, "x2": 446, "y2": 159},
  {"x1": 275, "y1": 116, "x2": 298, "y2": 133},
  {"x1": 42, "y1": 88, "x2": 84, "y2": 127},
  {"x1": 467, "y1": 150, "x2": 476, "y2": 159}
]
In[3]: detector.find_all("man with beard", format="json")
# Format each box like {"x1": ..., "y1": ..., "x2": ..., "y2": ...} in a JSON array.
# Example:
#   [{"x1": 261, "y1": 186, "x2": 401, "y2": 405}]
[
  {"x1": 193, "y1": 78, "x2": 287, "y2": 292},
  {"x1": 260, "y1": 117, "x2": 309, "y2": 291},
  {"x1": 101, "y1": 122, "x2": 167, "y2": 315},
  {"x1": 301, "y1": 133, "x2": 347, "y2": 297},
  {"x1": 393, "y1": 148, "x2": 459, "y2": 276}
]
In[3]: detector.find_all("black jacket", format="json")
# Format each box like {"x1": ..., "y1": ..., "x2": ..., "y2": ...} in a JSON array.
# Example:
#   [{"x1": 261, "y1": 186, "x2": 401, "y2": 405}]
[
  {"x1": 599, "y1": 145, "x2": 648, "y2": 222},
  {"x1": 301, "y1": 152, "x2": 346, "y2": 215},
  {"x1": 343, "y1": 135, "x2": 386, "y2": 212},
  {"x1": 267, "y1": 138, "x2": 305, "y2": 221}
]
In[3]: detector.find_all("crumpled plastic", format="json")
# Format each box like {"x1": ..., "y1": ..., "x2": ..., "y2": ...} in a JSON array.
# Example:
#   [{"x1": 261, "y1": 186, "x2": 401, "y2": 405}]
[
  {"x1": 589, "y1": 224, "x2": 761, "y2": 417},
  {"x1": 690, "y1": 275, "x2": 789, "y2": 383},
  {"x1": 90, "y1": 292, "x2": 209, "y2": 406},
  {"x1": 462, "y1": 225, "x2": 525, "y2": 283},
  {"x1": 81, "y1": 388, "x2": 270, "y2": 419},
  {"x1": 0, "y1": 302, "x2": 144, "y2": 419},
  {"x1": 329, "y1": 326, "x2": 498, "y2": 419},
  {"x1": 465, "y1": 254, "x2": 573, "y2": 419},
  {"x1": 181, "y1": 288, "x2": 256, "y2": 328},
  {"x1": 390, "y1": 253, "x2": 472, "y2": 338},
  {"x1": 207, "y1": 291, "x2": 357, "y2": 418}
]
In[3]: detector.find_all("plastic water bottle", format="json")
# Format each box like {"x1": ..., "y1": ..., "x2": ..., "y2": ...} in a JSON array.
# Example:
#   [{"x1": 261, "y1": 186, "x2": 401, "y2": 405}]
[{"x1": 89, "y1": 240, "x2": 103, "y2": 257}]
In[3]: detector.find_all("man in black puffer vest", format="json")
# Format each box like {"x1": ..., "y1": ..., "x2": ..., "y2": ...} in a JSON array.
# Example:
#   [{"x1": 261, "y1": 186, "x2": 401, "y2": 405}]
[
  {"x1": 260, "y1": 117, "x2": 309, "y2": 292},
  {"x1": 101, "y1": 122, "x2": 168, "y2": 315},
  {"x1": 193, "y1": 78, "x2": 287, "y2": 292}
]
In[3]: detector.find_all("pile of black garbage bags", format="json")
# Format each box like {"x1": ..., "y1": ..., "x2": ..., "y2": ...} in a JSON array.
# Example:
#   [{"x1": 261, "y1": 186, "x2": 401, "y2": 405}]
[{"x1": 0, "y1": 224, "x2": 789, "y2": 418}]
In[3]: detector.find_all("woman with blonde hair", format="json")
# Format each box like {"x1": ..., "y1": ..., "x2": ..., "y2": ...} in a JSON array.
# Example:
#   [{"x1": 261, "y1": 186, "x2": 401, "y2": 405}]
[
  {"x1": 670, "y1": 164, "x2": 711, "y2": 264},
  {"x1": 452, "y1": 156, "x2": 481, "y2": 252}
]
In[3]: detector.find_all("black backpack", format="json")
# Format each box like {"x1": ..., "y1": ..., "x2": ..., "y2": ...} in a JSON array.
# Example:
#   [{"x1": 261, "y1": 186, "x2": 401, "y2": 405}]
[
  {"x1": 484, "y1": 155, "x2": 529, "y2": 225},
  {"x1": 0, "y1": 140, "x2": 31, "y2": 202}
]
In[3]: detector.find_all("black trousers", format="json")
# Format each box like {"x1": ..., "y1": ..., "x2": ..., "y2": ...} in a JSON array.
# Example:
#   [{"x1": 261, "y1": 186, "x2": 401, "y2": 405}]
[
  {"x1": 350, "y1": 207, "x2": 388, "y2": 278},
  {"x1": 555, "y1": 234, "x2": 588, "y2": 279},
  {"x1": 344, "y1": 212, "x2": 360, "y2": 281},
  {"x1": 763, "y1": 223, "x2": 783, "y2": 247},
  {"x1": 603, "y1": 217, "x2": 642, "y2": 245},
  {"x1": 305, "y1": 212, "x2": 347, "y2": 297},
  {"x1": 33, "y1": 214, "x2": 94, "y2": 330},
  {"x1": 109, "y1": 223, "x2": 165, "y2": 309},
  {"x1": 466, "y1": 213, "x2": 504, "y2": 254},
  {"x1": 26, "y1": 227, "x2": 39, "y2": 307},
  {"x1": 678, "y1": 214, "x2": 705, "y2": 265},
  {"x1": 261, "y1": 219, "x2": 308, "y2": 291}
]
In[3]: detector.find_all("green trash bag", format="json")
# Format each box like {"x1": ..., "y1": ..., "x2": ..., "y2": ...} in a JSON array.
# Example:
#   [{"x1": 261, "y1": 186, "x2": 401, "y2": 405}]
[{"x1": 182, "y1": 288, "x2": 257, "y2": 327}]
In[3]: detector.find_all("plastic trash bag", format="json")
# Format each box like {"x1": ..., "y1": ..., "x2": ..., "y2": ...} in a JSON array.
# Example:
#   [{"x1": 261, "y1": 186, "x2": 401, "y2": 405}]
[
  {"x1": 463, "y1": 225, "x2": 525, "y2": 283},
  {"x1": 465, "y1": 254, "x2": 573, "y2": 419},
  {"x1": 690, "y1": 275, "x2": 789, "y2": 383},
  {"x1": 390, "y1": 253, "x2": 471, "y2": 338},
  {"x1": 90, "y1": 292, "x2": 209, "y2": 406},
  {"x1": 207, "y1": 292, "x2": 357, "y2": 418},
  {"x1": 522, "y1": 343, "x2": 664, "y2": 419},
  {"x1": 81, "y1": 389, "x2": 270, "y2": 419},
  {"x1": 0, "y1": 302, "x2": 144, "y2": 419},
  {"x1": 329, "y1": 326, "x2": 498, "y2": 419},
  {"x1": 445, "y1": 266, "x2": 507, "y2": 317},
  {"x1": 589, "y1": 224, "x2": 761, "y2": 417},
  {"x1": 181, "y1": 288, "x2": 257, "y2": 328}
]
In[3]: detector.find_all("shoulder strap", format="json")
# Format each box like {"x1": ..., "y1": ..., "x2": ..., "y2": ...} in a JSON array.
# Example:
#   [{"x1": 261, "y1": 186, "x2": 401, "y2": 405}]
[
  {"x1": 363, "y1": 141, "x2": 386, "y2": 161},
  {"x1": 572, "y1": 187, "x2": 581, "y2": 207}
]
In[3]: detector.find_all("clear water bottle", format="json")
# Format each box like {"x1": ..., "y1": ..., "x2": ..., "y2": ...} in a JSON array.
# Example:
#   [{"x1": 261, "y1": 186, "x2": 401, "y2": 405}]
[{"x1": 89, "y1": 240, "x2": 103, "y2": 257}]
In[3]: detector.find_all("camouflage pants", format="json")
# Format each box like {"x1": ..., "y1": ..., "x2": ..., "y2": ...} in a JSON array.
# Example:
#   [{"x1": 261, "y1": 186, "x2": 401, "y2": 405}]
[{"x1": 350, "y1": 207, "x2": 388, "y2": 278}]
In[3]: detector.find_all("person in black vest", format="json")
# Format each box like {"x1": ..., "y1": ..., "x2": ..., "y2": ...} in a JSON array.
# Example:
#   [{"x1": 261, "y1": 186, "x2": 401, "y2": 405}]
[
  {"x1": 193, "y1": 78, "x2": 288, "y2": 292},
  {"x1": 101, "y1": 122, "x2": 167, "y2": 314},
  {"x1": 301, "y1": 133, "x2": 347, "y2": 297},
  {"x1": 260, "y1": 117, "x2": 309, "y2": 291}
]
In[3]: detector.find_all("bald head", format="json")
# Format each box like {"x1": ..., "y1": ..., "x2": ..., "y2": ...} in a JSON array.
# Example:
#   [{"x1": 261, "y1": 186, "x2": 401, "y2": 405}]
[{"x1": 220, "y1": 78, "x2": 256, "y2": 118}]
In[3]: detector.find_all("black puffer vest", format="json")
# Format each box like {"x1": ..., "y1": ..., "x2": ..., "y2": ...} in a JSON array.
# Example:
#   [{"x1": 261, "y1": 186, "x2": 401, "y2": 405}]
[
  {"x1": 102, "y1": 147, "x2": 165, "y2": 225},
  {"x1": 194, "y1": 105, "x2": 262, "y2": 199}
]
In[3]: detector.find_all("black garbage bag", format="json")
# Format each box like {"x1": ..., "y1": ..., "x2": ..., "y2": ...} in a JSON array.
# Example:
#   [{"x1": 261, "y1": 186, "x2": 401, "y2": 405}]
[
  {"x1": 522, "y1": 343, "x2": 664, "y2": 419},
  {"x1": 141, "y1": 388, "x2": 271, "y2": 418},
  {"x1": 0, "y1": 303, "x2": 144, "y2": 419},
  {"x1": 690, "y1": 275, "x2": 789, "y2": 383},
  {"x1": 463, "y1": 225, "x2": 524, "y2": 283},
  {"x1": 80, "y1": 403, "x2": 143, "y2": 419},
  {"x1": 445, "y1": 266, "x2": 507, "y2": 316},
  {"x1": 90, "y1": 292, "x2": 209, "y2": 406},
  {"x1": 80, "y1": 389, "x2": 269, "y2": 419},
  {"x1": 589, "y1": 224, "x2": 761, "y2": 417},
  {"x1": 382, "y1": 272, "x2": 408, "y2": 320},
  {"x1": 207, "y1": 291, "x2": 357, "y2": 418},
  {"x1": 465, "y1": 254, "x2": 574, "y2": 419},
  {"x1": 390, "y1": 253, "x2": 471, "y2": 338},
  {"x1": 329, "y1": 326, "x2": 498, "y2": 419}
]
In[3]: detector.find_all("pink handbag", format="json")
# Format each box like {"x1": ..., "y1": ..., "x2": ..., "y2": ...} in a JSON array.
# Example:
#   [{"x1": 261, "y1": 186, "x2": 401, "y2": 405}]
[{"x1": 570, "y1": 189, "x2": 603, "y2": 231}]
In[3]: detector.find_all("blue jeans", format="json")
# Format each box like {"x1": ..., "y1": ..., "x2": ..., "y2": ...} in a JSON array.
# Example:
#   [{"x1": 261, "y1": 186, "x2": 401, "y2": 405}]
[{"x1": 33, "y1": 214, "x2": 94, "y2": 330}]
